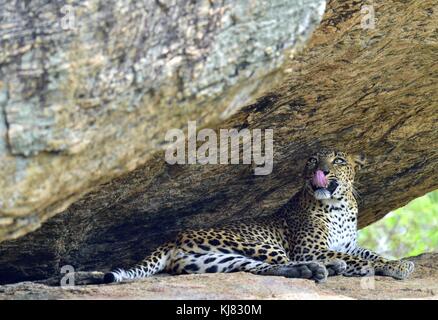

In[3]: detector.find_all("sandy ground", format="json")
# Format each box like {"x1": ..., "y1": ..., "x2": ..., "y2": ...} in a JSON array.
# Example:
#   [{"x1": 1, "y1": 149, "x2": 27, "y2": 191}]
[{"x1": 0, "y1": 253, "x2": 436, "y2": 300}]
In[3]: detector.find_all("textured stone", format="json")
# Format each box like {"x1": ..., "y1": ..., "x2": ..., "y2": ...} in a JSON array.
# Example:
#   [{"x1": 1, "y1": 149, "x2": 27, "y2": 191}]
[
  {"x1": 0, "y1": 253, "x2": 436, "y2": 300},
  {"x1": 0, "y1": 273, "x2": 349, "y2": 300},
  {"x1": 0, "y1": 0, "x2": 326, "y2": 241}
]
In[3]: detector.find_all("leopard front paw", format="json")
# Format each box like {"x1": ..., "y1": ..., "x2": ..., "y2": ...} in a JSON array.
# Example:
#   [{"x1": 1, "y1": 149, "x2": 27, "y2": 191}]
[
  {"x1": 396, "y1": 260, "x2": 415, "y2": 279},
  {"x1": 376, "y1": 260, "x2": 415, "y2": 280}
]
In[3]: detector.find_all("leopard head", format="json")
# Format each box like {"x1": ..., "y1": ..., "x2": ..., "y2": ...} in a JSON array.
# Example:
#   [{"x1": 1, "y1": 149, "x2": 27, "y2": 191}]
[{"x1": 303, "y1": 149, "x2": 365, "y2": 201}]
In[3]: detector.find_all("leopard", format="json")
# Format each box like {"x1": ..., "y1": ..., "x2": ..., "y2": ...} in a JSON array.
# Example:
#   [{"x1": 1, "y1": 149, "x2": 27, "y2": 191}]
[{"x1": 102, "y1": 149, "x2": 414, "y2": 284}]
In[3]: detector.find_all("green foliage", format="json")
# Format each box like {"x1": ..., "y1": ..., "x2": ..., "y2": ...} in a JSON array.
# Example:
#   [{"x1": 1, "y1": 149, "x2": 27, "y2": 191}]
[{"x1": 358, "y1": 190, "x2": 438, "y2": 259}]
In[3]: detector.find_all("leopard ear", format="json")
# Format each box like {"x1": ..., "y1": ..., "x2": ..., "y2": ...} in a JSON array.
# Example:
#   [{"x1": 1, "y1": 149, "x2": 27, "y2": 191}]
[{"x1": 353, "y1": 153, "x2": 366, "y2": 170}]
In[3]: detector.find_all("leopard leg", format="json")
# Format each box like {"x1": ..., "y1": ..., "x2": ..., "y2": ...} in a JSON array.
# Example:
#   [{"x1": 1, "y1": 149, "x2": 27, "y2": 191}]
[
  {"x1": 293, "y1": 249, "x2": 373, "y2": 277},
  {"x1": 372, "y1": 260, "x2": 415, "y2": 280},
  {"x1": 349, "y1": 247, "x2": 415, "y2": 280},
  {"x1": 103, "y1": 242, "x2": 175, "y2": 283},
  {"x1": 294, "y1": 247, "x2": 415, "y2": 280},
  {"x1": 348, "y1": 246, "x2": 387, "y2": 261},
  {"x1": 168, "y1": 250, "x2": 328, "y2": 282}
]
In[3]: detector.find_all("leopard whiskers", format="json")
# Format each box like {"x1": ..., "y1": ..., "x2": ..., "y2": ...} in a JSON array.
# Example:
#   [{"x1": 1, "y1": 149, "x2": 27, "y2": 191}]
[{"x1": 351, "y1": 184, "x2": 362, "y2": 203}]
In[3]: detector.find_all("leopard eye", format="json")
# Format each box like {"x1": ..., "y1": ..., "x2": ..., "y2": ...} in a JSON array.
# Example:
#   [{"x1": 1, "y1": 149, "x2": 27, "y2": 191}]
[
  {"x1": 333, "y1": 157, "x2": 346, "y2": 165},
  {"x1": 308, "y1": 157, "x2": 317, "y2": 165}
]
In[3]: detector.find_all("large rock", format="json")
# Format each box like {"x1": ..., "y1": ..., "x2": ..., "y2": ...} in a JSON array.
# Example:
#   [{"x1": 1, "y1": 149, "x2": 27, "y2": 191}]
[
  {"x1": 0, "y1": 0, "x2": 437, "y2": 285},
  {"x1": 0, "y1": 0, "x2": 326, "y2": 241},
  {"x1": 0, "y1": 253, "x2": 436, "y2": 300}
]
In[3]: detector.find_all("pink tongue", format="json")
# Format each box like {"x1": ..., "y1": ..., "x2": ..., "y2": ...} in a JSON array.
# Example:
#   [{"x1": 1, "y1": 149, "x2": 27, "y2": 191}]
[{"x1": 313, "y1": 170, "x2": 328, "y2": 188}]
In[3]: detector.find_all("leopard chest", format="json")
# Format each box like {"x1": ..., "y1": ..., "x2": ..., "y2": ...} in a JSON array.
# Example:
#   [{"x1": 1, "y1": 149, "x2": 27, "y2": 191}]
[{"x1": 324, "y1": 202, "x2": 357, "y2": 252}]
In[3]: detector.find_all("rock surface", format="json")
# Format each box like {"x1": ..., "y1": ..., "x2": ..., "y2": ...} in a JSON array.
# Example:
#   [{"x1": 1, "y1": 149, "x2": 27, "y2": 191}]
[
  {"x1": 0, "y1": 0, "x2": 437, "y2": 285},
  {"x1": 0, "y1": 253, "x2": 436, "y2": 300},
  {"x1": 0, "y1": 0, "x2": 326, "y2": 241}
]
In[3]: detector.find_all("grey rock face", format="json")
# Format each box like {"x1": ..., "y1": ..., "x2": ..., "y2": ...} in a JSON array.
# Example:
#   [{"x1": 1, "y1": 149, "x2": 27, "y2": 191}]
[{"x1": 0, "y1": 0, "x2": 325, "y2": 241}]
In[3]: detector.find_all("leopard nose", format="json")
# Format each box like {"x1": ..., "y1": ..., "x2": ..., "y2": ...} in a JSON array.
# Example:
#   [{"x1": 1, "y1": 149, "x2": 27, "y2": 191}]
[{"x1": 323, "y1": 170, "x2": 330, "y2": 176}]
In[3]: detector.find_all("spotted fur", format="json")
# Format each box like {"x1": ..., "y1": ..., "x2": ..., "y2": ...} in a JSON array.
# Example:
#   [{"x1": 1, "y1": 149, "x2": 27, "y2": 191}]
[{"x1": 104, "y1": 150, "x2": 414, "y2": 284}]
